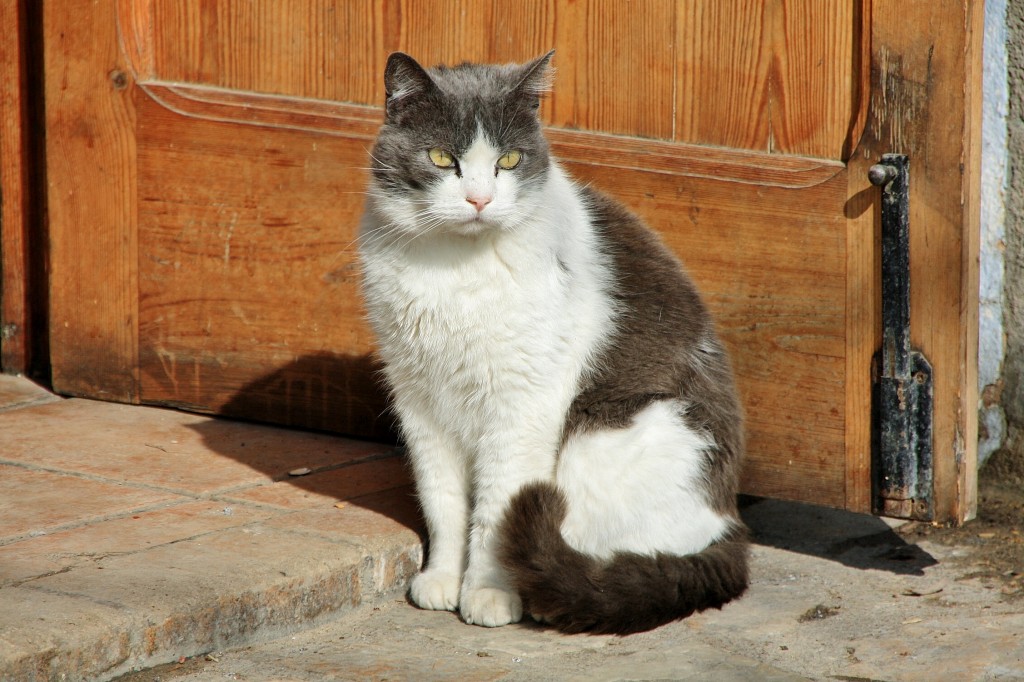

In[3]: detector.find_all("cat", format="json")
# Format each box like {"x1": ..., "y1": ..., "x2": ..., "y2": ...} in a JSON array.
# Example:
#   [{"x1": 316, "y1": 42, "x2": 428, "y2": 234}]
[{"x1": 358, "y1": 51, "x2": 749, "y2": 635}]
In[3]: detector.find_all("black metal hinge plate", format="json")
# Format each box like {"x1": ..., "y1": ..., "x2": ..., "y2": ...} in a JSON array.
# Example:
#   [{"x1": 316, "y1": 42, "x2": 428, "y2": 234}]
[{"x1": 869, "y1": 154, "x2": 934, "y2": 520}]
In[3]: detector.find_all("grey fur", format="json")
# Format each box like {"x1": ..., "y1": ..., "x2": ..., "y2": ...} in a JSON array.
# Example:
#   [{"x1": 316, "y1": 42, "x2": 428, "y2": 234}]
[
  {"x1": 568, "y1": 188, "x2": 745, "y2": 516},
  {"x1": 372, "y1": 52, "x2": 553, "y2": 196}
]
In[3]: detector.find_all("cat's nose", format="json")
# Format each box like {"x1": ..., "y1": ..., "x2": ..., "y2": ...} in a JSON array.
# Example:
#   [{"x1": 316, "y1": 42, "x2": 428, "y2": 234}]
[{"x1": 466, "y1": 195, "x2": 492, "y2": 212}]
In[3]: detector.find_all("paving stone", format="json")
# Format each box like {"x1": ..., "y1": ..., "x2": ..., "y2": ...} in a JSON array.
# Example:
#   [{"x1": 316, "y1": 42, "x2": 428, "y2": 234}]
[
  {"x1": 0, "y1": 375, "x2": 60, "y2": 412},
  {"x1": 260, "y1": 486, "x2": 424, "y2": 595},
  {"x1": 0, "y1": 465, "x2": 181, "y2": 544},
  {"x1": 222, "y1": 456, "x2": 412, "y2": 510},
  {"x1": 0, "y1": 499, "x2": 281, "y2": 585},
  {"x1": 161, "y1": 598, "x2": 809, "y2": 682},
  {"x1": 680, "y1": 540, "x2": 1024, "y2": 681},
  {"x1": 0, "y1": 385, "x2": 420, "y2": 681},
  {"x1": 1, "y1": 379, "x2": 1021, "y2": 682},
  {"x1": 0, "y1": 399, "x2": 391, "y2": 495},
  {"x1": 0, "y1": 585, "x2": 136, "y2": 682},
  {"x1": 121, "y1": 503, "x2": 1024, "y2": 682},
  {"x1": 1, "y1": 524, "x2": 414, "y2": 680},
  {"x1": 259, "y1": 485, "x2": 422, "y2": 546}
]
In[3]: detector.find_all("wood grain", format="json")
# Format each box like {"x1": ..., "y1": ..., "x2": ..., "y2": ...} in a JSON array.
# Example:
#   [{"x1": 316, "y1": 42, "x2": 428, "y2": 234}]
[
  {"x1": 840, "y1": 0, "x2": 876, "y2": 516},
  {"x1": 842, "y1": 160, "x2": 878, "y2": 514},
  {"x1": 549, "y1": 0, "x2": 676, "y2": 139},
  {"x1": 0, "y1": 0, "x2": 30, "y2": 373},
  {"x1": 960, "y1": 0, "x2": 983, "y2": 523},
  {"x1": 141, "y1": 82, "x2": 382, "y2": 141},
  {"x1": 770, "y1": 0, "x2": 859, "y2": 157},
  {"x1": 675, "y1": 0, "x2": 862, "y2": 159},
  {"x1": 135, "y1": 95, "x2": 391, "y2": 437},
  {"x1": 675, "y1": 0, "x2": 772, "y2": 152},
  {"x1": 45, "y1": 0, "x2": 139, "y2": 401},
  {"x1": 129, "y1": 0, "x2": 862, "y2": 159}
]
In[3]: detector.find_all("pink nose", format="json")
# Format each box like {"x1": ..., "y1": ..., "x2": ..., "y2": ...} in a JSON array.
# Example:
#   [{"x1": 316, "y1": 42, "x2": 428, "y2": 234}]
[{"x1": 466, "y1": 195, "x2": 492, "y2": 212}]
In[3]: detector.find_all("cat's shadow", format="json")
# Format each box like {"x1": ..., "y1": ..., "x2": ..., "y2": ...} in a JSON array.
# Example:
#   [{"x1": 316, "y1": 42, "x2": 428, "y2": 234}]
[
  {"x1": 739, "y1": 495, "x2": 937, "y2": 575},
  {"x1": 185, "y1": 352, "x2": 424, "y2": 539},
  {"x1": 185, "y1": 352, "x2": 935, "y2": 577}
]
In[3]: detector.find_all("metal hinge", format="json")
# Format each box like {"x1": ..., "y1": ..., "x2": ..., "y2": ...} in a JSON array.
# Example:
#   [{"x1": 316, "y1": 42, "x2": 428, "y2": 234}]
[{"x1": 869, "y1": 154, "x2": 934, "y2": 520}]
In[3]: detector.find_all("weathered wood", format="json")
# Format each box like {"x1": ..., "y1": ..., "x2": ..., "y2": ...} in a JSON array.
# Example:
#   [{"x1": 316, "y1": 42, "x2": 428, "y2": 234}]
[
  {"x1": 548, "y1": 0, "x2": 677, "y2": 140},
  {"x1": 134, "y1": 93, "x2": 391, "y2": 438},
  {"x1": 851, "y1": 0, "x2": 982, "y2": 523},
  {"x1": 45, "y1": 0, "x2": 139, "y2": 401},
  {"x1": 960, "y1": 0, "x2": 983, "y2": 523},
  {"x1": 133, "y1": 0, "x2": 859, "y2": 158},
  {"x1": 841, "y1": 0, "x2": 876, "y2": 514},
  {"x1": 0, "y1": 0, "x2": 31, "y2": 374},
  {"x1": 135, "y1": 81, "x2": 844, "y2": 187}
]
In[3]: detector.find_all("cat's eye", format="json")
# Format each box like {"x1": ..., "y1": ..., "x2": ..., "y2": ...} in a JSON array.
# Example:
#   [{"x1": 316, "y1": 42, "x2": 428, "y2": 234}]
[
  {"x1": 428, "y1": 148, "x2": 455, "y2": 168},
  {"x1": 497, "y1": 150, "x2": 522, "y2": 170}
]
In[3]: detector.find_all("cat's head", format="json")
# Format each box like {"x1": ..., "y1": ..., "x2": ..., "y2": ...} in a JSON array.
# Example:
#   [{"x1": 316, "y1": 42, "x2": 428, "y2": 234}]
[{"x1": 366, "y1": 51, "x2": 555, "y2": 239}]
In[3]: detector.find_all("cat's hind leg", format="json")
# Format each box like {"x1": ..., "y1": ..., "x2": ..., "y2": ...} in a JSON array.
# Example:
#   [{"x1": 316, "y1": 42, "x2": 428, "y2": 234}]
[
  {"x1": 496, "y1": 399, "x2": 747, "y2": 634},
  {"x1": 557, "y1": 399, "x2": 733, "y2": 560}
]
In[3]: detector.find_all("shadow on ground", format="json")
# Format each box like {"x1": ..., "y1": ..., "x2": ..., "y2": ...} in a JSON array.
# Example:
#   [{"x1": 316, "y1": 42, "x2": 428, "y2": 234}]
[
  {"x1": 740, "y1": 495, "x2": 937, "y2": 575},
  {"x1": 184, "y1": 353, "x2": 423, "y2": 536},
  {"x1": 183, "y1": 353, "x2": 940, "y2": 577},
  {"x1": 209, "y1": 351, "x2": 398, "y2": 442}
]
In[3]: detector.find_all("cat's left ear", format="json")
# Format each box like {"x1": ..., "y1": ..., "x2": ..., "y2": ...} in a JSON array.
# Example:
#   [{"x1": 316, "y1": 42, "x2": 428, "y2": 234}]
[{"x1": 514, "y1": 50, "x2": 555, "y2": 108}]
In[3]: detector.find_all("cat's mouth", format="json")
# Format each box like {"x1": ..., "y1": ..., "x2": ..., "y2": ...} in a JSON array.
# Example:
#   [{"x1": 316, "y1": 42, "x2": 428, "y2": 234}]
[{"x1": 451, "y1": 214, "x2": 497, "y2": 236}]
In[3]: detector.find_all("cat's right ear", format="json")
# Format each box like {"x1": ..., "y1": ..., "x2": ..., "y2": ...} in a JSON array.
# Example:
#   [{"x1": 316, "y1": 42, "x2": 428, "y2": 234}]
[{"x1": 384, "y1": 52, "x2": 435, "y2": 122}]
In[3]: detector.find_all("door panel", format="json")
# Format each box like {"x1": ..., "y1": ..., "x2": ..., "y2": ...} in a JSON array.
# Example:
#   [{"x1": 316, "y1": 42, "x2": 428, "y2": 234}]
[
  {"x1": 42, "y1": 0, "x2": 980, "y2": 520},
  {"x1": 136, "y1": 0, "x2": 860, "y2": 156},
  {"x1": 136, "y1": 96, "x2": 388, "y2": 436}
]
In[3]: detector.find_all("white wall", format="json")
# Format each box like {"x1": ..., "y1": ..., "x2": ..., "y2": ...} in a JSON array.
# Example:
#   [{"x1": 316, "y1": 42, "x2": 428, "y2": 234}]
[{"x1": 980, "y1": 0, "x2": 1009, "y2": 466}]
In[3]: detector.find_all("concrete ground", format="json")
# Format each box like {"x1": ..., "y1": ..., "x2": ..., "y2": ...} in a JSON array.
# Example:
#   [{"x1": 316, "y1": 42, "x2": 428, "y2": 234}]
[{"x1": 1, "y1": 374, "x2": 1022, "y2": 681}]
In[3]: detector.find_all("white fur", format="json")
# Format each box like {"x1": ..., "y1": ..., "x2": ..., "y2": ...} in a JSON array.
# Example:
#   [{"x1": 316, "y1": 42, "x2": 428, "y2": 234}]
[
  {"x1": 360, "y1": 133, "x2": 729, "y2": 627},
  {"x1": 557, "y1": 399, "x2": 731, "y2": 559}
]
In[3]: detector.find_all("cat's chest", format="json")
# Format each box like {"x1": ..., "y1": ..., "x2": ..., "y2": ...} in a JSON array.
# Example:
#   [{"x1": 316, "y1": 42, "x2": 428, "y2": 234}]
[{"x1": 370, "y1": 241, "x2": 562, "y2": 341}]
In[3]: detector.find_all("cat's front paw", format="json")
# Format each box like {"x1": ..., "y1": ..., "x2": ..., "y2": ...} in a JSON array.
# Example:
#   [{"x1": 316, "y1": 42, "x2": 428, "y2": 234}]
[
  {"x1": 460, "y1": 587, "x2": 523, "y2": 627},
  {"x1": 409, "y1": 570, "x2": 461, "y2": 612}
]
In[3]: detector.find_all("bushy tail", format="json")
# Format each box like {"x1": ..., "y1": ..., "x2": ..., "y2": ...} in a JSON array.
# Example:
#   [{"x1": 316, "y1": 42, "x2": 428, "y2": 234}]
[{"x1": 497, "y1": 482, "x2": 749, "y2": 635}]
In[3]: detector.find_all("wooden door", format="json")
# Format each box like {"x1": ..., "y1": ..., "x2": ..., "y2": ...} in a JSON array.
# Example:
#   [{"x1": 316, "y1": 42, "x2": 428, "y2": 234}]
[
  {"x1": 1, "y1": 1, "x2": 41, "y2": 377},
  {"x1": 38, "y1": 1, "x2": 982, "y2": 522}
]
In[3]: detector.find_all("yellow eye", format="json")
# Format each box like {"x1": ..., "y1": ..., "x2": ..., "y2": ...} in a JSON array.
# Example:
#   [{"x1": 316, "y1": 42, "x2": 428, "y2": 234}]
[
  {"x1": 428, "y1": 148, "x2": 455, "y2": 168},
  {"x1": 497, "y1": 150, "x2": 522, "y2": 170}
]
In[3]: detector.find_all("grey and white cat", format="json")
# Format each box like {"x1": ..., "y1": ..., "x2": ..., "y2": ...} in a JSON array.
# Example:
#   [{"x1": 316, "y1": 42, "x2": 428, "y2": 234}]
[{"x1": 358, "y1": 51, "x2": 748, "y2": 635}]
